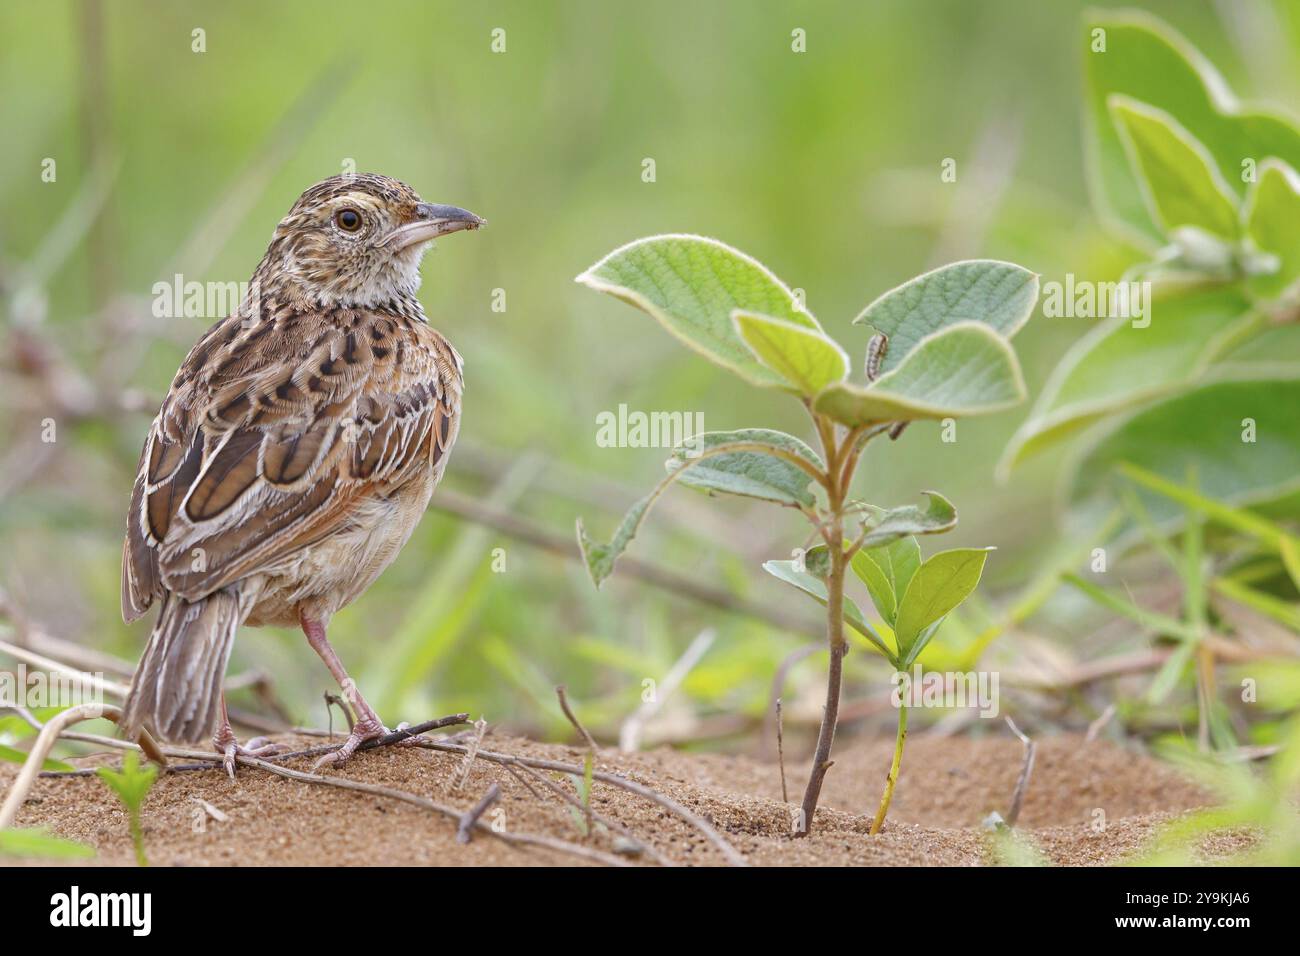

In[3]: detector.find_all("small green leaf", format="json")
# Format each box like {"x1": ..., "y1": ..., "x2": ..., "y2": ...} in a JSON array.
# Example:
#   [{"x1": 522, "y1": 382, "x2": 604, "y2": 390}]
[
  {"x1": 0, "y1": 744, "x2": 73, "y2": 772},
  {"x1": 665, "y1": 429, "x2": 824, "y2": 508},
  {"x1": 579, "y1": 435, "x2": 823, "y2": 588},
  {"x1": 577, "y1": 491, "x2": 659, "y2": 589},
  {"x1": 1243, "y1": 158, "x2": 1300, "y2": 301},
  {"x1": 814, "y1": 323, "x2": 1026, "y2": 426},
  {"x1": 761, "y1": 558, "x2": 895, "y2": 660},
  {"x1": 1109, "y1": 97, "x2": 1240, "y2": 241},
  {"x1": 894, "y1": 547, "x2": 992, "y2": 665},
  {"x1": 0, "y1": 827, "x2": 96, "y2": 860},
  {"x1": 733, "y1": 310, "x2": 849, "y2": 395},
  {"x1": 853, "y1": 260, "x2": 1039, "y2": 373},
  {"x1": 850, "y1": 535, "x2": 922, "y2": 627},
  {"x1": 854, "y1": 491, "x2": 958, "y2": 551},
  {"x1": 576, "y1": 235, "x2": 821, "y2": 388}
]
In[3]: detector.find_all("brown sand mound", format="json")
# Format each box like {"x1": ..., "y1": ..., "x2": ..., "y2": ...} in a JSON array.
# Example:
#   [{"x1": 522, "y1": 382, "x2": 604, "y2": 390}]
[{"x1": 0, "y1": 731, "x2": 1247, "y2": 866}]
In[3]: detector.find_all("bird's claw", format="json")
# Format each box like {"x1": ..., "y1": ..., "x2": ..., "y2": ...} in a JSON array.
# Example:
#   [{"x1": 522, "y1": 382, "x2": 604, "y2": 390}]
[
  {"x1": 312, "y1": 717, "x2": 387, "y2": 771},
  {"x1": 215, "y1": 733, "x2": 284, "y2": 779},
  {"x1": 391, "y1": 721, "x2": 427, "y2": 748}
]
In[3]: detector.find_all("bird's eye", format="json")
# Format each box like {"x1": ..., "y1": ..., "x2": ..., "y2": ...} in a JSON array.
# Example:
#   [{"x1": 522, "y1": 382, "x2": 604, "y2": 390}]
[{"x1": 335, "y1": 208, "x2": 362, "y2": 232}]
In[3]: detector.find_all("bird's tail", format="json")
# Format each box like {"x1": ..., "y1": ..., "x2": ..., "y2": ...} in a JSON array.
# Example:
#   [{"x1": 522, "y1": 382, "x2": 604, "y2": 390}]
[{"x1": 121, "y1": 588, "x2": 244, "y2": 744}]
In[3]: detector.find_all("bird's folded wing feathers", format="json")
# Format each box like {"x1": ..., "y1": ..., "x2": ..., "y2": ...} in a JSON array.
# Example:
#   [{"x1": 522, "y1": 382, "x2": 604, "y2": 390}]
[{"x1": 122, "y1": 309, "x2": 458, "y2": 617}]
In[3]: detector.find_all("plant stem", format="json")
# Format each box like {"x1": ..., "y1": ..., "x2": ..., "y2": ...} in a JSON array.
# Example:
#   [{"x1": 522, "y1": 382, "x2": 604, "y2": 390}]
[
  {"x1": 129, "y1": 809, "x2": 148, "y2": 866},
  {"x1": 870, "y1": 699, "x2": 907, "y2": 834},
  {"x1": 797, "y1": 559, "x2": 845, "y2": 836},
  {"x1": 797, "y1": 419, "x2": 849, "y2": 837}
]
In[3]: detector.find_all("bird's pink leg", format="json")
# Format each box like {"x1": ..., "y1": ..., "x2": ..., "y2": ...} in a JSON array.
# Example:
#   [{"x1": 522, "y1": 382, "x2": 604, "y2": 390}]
[
  {"x1": 212, "y1": 693, "x2": 283, "y2": 779},
  {"x1": 300, "y1": 611, "x2": 389, "y2": 769}
]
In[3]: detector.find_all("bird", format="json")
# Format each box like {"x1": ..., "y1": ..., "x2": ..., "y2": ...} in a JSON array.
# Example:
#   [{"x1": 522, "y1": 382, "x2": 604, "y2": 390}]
[{"x1": 120, "y1": 173, "x2": 483, "y2": 775}]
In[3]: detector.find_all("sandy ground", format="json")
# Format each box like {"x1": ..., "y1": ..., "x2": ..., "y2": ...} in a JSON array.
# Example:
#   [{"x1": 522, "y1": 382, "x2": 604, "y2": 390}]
[{"x1": 0, "y1": 730, "x2": 1251, "y2": 866}]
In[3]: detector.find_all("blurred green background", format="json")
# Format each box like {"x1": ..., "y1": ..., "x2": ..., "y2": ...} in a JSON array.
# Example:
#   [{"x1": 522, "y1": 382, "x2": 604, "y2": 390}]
[{"x1": 2, "y1": 0, "x2": 1297, "y2": 747}]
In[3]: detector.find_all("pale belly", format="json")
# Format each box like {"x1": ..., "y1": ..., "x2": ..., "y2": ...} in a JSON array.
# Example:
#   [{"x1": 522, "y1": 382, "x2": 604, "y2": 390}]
[{"x1": 243, "y1": 470, "x2": 436, "y2": 629}]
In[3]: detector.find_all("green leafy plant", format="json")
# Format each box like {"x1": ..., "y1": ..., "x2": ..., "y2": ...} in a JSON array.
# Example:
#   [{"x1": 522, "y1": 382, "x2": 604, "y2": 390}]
[
  {"x1": 575, "y1": 235, "x2": 1037, "y2": 834},
  {"x1": 96, "y1": 750, "x2": 158, "y2": 866},
  {"x1": 1001, "y1": 10, "x2": 1300, "y2": 522}
]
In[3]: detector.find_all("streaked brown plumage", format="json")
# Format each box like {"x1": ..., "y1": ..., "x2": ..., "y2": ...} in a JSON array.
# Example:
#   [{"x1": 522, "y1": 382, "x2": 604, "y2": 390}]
[{"x1": 120, "y1": 174, "x2": 482, "y2": 772}]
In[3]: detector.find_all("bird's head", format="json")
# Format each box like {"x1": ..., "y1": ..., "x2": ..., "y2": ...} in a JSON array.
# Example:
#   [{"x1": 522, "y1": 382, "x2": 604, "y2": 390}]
[{"x1": 259, "y1": 173, "x2": 483, "y2": 308}]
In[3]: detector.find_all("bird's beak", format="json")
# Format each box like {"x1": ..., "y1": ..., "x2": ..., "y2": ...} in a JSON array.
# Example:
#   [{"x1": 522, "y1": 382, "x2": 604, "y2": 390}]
[{"x1": 380, "y1": 203, "x2": 485, "y2": 250}]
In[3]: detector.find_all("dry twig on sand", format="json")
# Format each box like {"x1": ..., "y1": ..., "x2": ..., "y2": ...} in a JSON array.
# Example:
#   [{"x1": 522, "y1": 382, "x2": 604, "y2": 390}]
[
  {"x1": 1004, "y1": 716, "x2": 1036, "y2": 828},
  {"x1": 776, "y1": 697, "x2": 789, "y2": 804},
  {"x1": 456, "y1": 783, "x2": 501, "y2": 844},
  {"x1": 7, "y1": 644, "x2": 750, "y2": 865},
  {"x1": 414, "y1": 737, "x2": 750, "y2": 866}
]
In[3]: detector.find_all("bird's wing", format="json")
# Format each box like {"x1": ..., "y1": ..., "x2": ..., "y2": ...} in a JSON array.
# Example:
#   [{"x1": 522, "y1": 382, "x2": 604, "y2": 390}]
[{"x1": 122, "y1": 306, "x2": 460, "y2": 618}]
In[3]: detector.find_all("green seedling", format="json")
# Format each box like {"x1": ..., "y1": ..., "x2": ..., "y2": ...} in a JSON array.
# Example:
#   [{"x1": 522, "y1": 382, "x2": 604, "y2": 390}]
[
  {"x1": 566, "y1": 753, "x2": 596, "y2": 837},
  {"x1": 575, "y1": 235, "x2": 1036, "y2": 834},
  {"x1": 96, "y1": 749, "x2": 158, "y2": 866}
]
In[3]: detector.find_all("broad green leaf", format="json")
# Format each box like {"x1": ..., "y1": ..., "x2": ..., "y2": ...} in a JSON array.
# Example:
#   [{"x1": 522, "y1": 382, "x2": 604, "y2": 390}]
[
  {"x1": 853, "y1": 259, "x2": 1039, "y2": 374},
  {"x1": 579, "y1": 436, "x2": 823, "y2": 587},
  {"x1": 1243, "y1": 159, "x2": 1300, "y2": 301},
  {"x1": 850, "y1": 535, "x2": 922, "y2": 627},
  {"x1": 999, "y1": 286, "x2": 1255, "y2": 473},
  {"x1": 733, "y1": 310, "x2": 849, "y2": 395},
  {"x1": 894, "y1": 547, "x2": 992, "y2": 665},
  {"x1": 576, "y1": 235, "x2": 820, "y2": 388},
  {"x1": 814, "y1": 323, "x2": 1025, "y2": 426},
  {"x1": 1084, "y1": 11, "x2": 1300, "y2": 244},
  {"x1": 665, "y1": 428, "x2": 824, "y2": 508},
  {"x1": 0, "y1": 827, "x2": 96, "y2": 860},
  {"x1": 1109, "y1": 97, "x2": 1240, "y2": 241},
  {"x1": 761, "y1": 558, "x2": 895, "y2": 660},
  {"x1": 0, "y1": 744, "x2": 73, "y2": 772},
  {"x1": 1071, "y1": 377, "x2": 1300, "y2": 522},
  {"x1": 854, "y1": 491, "x2": 957, "y2": 551}
]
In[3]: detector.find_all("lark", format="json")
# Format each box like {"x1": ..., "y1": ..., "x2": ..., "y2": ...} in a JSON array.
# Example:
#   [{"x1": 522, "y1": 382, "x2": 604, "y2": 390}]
[{"x1": 120, "y1": 174, "x2": 482, "y2": 774}]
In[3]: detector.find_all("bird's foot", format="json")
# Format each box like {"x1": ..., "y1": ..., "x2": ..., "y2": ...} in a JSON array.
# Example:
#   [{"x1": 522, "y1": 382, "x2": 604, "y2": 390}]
[
  {"x1": 213, "y1": 729, "x2": 284, "y2": 779},
  {"x1": 312, "y1": 717, "x2": 387, "y2": 771},
  {"x1": 390, "y1": 721, "x2": 429, "y2": 748}
]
